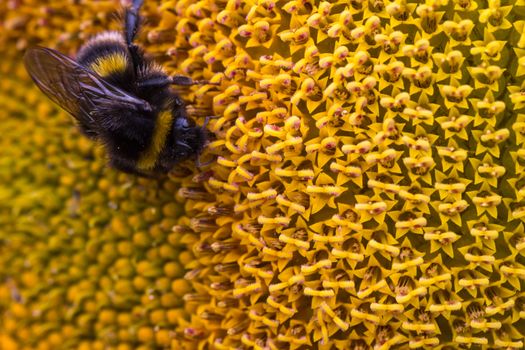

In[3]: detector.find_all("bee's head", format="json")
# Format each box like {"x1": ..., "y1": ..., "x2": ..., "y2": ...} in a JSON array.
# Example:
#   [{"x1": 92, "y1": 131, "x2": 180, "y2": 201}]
[
  {"x1": 169, "y1": 117, "x2": 208, "y2": 162},
  {"x1": 157, "y1": 114, "x2": 213, "y2": 173}
]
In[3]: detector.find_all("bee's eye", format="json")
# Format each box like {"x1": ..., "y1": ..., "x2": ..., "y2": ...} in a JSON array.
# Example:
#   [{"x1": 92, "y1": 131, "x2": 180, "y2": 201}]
[
  {"x1": 175, "y1": 118, "x2": 190, "y2": 129},
  {"x1": 175, "y1": 117, "x2": 197, "y2": 130}
]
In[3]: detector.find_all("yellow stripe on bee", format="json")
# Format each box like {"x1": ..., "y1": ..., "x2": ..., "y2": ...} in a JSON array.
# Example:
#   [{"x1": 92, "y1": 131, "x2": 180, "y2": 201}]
[
  {"x1": 89, "y1": 52, "x2": 128, "y2": 77},
  {"x1": 137, "y1": 110, "x2": 173, "y2": 170}
]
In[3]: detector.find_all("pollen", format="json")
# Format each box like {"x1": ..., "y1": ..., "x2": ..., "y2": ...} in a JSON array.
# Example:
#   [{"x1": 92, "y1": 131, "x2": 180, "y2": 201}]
[{"x1": 2, "y1": 0, "x2": 525, "y2": 349}]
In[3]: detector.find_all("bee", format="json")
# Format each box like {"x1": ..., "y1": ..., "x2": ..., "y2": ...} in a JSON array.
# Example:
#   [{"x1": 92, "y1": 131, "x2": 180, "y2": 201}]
[{"x1": 24, "y1": 0, "x2": 214, "y2": 176}]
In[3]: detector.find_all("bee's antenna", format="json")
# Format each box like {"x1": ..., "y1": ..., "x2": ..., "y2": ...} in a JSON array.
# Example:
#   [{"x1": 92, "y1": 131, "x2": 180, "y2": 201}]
[
  {"x1": 201, "y1": 115, "x2": 220, "y2": 136},
  {"x1": 202, "y1": 115, "x2": 213, "y2": 129},
  {"x1": 169, "y1": 75, "x2": 220, "y2": 86},
  {"x1": 195, "y1": 155, "x2": 214, "y2": 168}
]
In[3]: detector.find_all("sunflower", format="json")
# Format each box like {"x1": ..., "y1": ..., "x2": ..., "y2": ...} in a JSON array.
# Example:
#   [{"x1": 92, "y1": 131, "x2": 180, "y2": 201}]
[{"x1": 1, "y1": 0, "x2": 525, "y2": 349}]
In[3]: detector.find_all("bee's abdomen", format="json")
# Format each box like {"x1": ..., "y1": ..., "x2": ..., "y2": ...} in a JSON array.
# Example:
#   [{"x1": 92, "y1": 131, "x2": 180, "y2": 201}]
[
  {"x1": 137, "y1": 109, "x2": 174, "y2": 170},
  {"x1": 76, "y1": 31, "x2": 131, "y2": 82}
]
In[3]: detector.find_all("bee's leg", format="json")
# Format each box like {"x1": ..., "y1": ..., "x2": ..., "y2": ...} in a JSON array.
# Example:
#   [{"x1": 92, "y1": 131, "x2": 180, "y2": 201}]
[
  {"x1": 124, "y1": 0, "x2": 145, "y2": 75},
  {"x1": 194, "y1": 116, "x2": 219, "y2": 168},
  {"x1": 124, "y1": 0, "x2": 144, "y2": 45}
]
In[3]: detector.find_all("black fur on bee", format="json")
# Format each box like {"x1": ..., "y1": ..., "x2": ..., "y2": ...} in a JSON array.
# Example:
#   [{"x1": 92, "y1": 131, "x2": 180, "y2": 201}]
[{"x1": 24, "y1": 0, "x2": 215, "y2": 176}]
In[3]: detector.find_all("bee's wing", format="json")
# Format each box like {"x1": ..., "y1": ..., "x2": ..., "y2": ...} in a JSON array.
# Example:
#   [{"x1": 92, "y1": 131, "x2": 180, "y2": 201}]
[{"x1": 24, "y1": 47, "x2": 151, "y2": 130}]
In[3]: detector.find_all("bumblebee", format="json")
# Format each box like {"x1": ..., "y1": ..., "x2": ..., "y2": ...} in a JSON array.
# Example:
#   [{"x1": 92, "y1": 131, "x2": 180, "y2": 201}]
[{"x1": 24, "y1": 0, "x2": 213, "y2": 176}]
